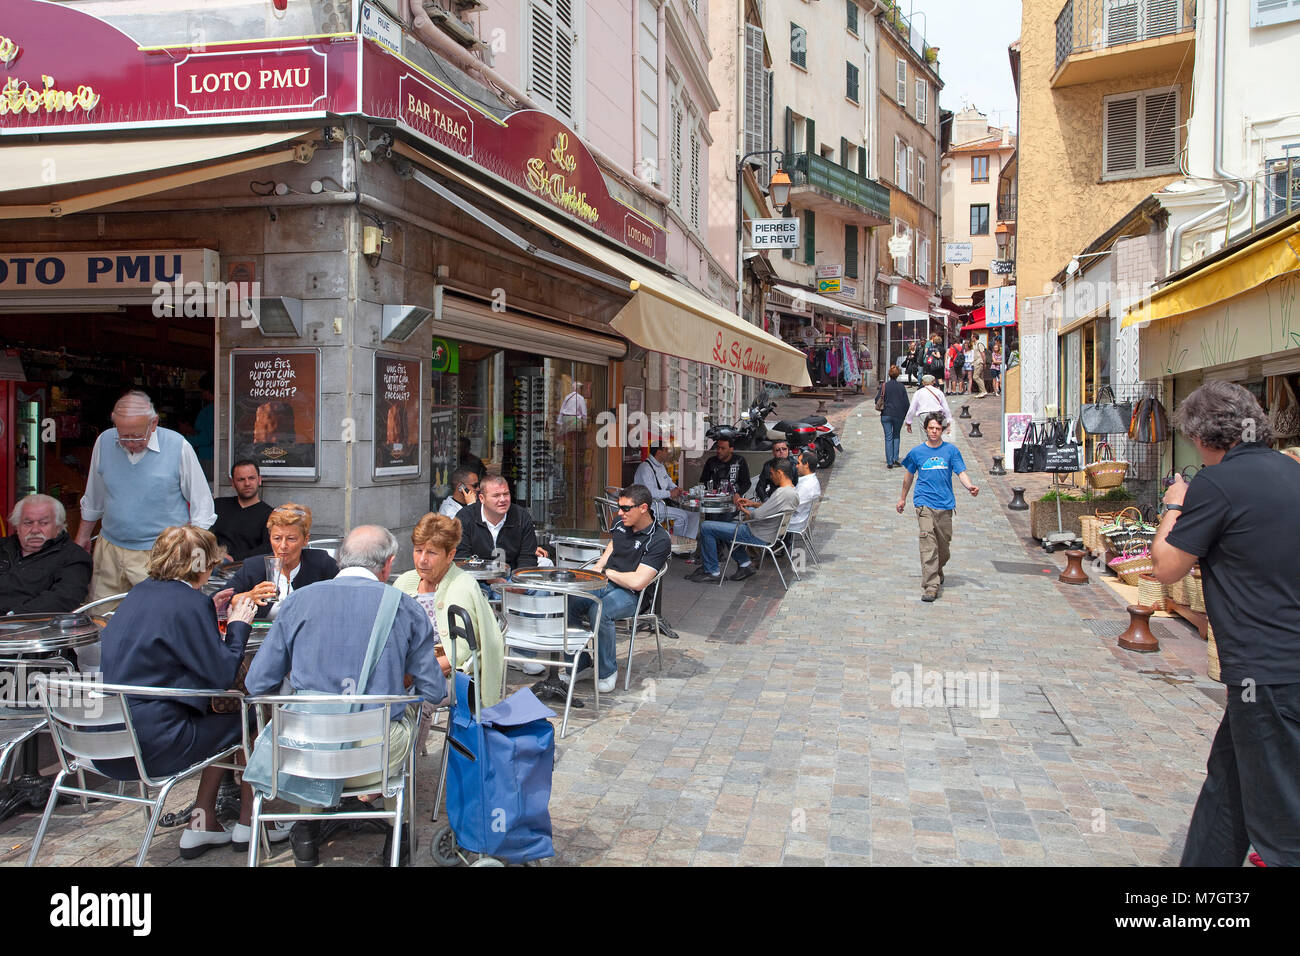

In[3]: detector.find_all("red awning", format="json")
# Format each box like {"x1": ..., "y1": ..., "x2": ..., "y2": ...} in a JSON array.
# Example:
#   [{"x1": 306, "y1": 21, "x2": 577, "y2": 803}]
[{"x1": 960, "y1": 303, "x2": 1017, "y2": 334}]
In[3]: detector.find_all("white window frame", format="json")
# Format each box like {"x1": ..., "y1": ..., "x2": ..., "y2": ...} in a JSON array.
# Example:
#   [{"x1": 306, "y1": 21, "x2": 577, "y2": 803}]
[
  {"x1": 918, "y1": 154, "x2": 927, "y2": 202},
  {"x1": 893, "y1": 217, "x2": 911, "y2": 276},
  {"x1": 896, "y1": 58, "x2": 907, "y2": 107},
  {"x1": 915, "y1": 78, "x2": 927, "y2": 125},
  {"x1": 524, "y1": 0, "x2": 584, "y2": 131},
  {"x1": 918, "y1": 234, "x2": 930, "y2": 284},
  {"x1": 1102, "y1": 85, "x2": 1181, "y2": 181},
  {"x1": 906, "y1": 145, "x2": 915, "y2": 196},
  {"x1": 894, "y1": 134, "x2": 904, "y2": 188}
]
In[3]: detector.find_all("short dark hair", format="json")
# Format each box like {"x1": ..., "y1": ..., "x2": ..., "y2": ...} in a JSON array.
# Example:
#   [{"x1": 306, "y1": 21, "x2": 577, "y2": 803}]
[
  {"x1": 769, "y1": 458, "x2": 797, "y2": 484},
  {"x1": 799, "y1": 450, "x2": 818, "y2": 471},
  {"x1": 770, "y1": 438, "x2": 789, "y2": 449},
  {"x1": 230, "y1": 459, "x2": 259, "y2": 477},
  {"x1": 620, "y1": 484, "x2": 652, "y2": 509},
  {"x1": 923, "y1": 412, "x2": 946, "y2": 430},
  {"x1": 449, "y1": 467, "x2": 477, "y2": 489}
]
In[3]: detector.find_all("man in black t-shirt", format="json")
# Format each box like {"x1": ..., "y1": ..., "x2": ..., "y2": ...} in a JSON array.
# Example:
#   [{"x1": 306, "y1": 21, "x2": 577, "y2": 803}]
[
  {"x1": 211, "y1": 460, "x2": 273, "y2": 561},
  {"x1": 1152, "y1": 381, "x2": 1300, "y2": 867},
  {"x1": 699, "y1": 437, "x2": 751, "y2": 495},
  {"x1": 561, "y1": 484, "x2": 670, "y2": 694}
]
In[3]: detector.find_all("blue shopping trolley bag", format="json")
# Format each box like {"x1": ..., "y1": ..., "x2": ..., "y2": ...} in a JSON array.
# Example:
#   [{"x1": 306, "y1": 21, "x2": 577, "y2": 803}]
[{"x1": 445, "y1": 672, "x2": 556, "y2": 863}]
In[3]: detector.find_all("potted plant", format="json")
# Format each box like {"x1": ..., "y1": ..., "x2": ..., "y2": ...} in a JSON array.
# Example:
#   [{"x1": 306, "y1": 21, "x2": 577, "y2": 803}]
[{"x1": 1029, "y1": 486, "x2": 1136, "y2": 541}]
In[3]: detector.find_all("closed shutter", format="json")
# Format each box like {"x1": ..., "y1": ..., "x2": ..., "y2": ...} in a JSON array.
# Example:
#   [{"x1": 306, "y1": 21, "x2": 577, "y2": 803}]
[
  {"x1": 1106, "y1": 0, "x2": 1140, "y2": 45},
  {"x1": 806, "y1": 118, "x2": 816, "y2": 157},
  {"x1": 671, "y1": 101, "x2": 683, "y2": 209},
  {"x1": 529, "y1": 0, "x2": 578, "y2": 126},
  {"x1": 791, "y1": 23, "x2": 807, "y2": 69},
  {"x1": 690, "y1": 127, "x2": 701, "y2": 232},
  {"x1": 918, "y1": 155, "x2": 927, "y2": 202},
  {"x1": 1143, "y1": 89, "x2": 1179, "y2": 169},
  {"x1": 895, "y1": 136, "x2": 904, "y2": 187},
  {"x1": 840, "y1": 137, "x2": 850, "y2": 168},
  {"x1": 1105, "y1": 95, "x2": 1139, "y2": 174},
  {"x1": 896, "y1": 58, "x2": 907, "y2": 106},
  {"x1": 804, "y1": 210, "x2": 816, "y2": 264},
  {"x1": 845, "y1": 225, "x2": 859, "y2": 279},
  {"x1": 744, "y1": 24, "x2": 765, "y2": 171},
  {"x1": 915, "y1": 79, "x2": 926, "y2": 124},
  {"x1": 846, "y1": 61, "x2": 859, "y2": 102},
  {"x1": 1146, "y1": 0, "x2": 1182, "y2": 37},
  {"x1": 858, "y1": 145, "x2": 866, "y2": 177}
]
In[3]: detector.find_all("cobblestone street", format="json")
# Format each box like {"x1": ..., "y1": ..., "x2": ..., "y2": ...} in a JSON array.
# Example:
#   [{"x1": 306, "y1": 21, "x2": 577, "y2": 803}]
[{"x1": 1, "y1": 391, "x2": 1224, "y2": 867}]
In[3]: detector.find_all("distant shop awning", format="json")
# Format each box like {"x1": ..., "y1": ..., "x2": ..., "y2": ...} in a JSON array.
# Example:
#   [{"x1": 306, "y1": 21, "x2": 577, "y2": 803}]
[
  {"x1": 0, "y1": 130, "x2": 315, "y2": 219},
  {"x1": 771, "y1": 284, "x2": 883, "y2": 324},
  {"x1": 397, "y1": 143, "x2": 811, "y2": 387},
  {"x1": 1122, "y1": 221, "x2": 1300, "y2": 328},
  {"x1": 960, "y1": 305, "x2": 1018, "y2": 334}
]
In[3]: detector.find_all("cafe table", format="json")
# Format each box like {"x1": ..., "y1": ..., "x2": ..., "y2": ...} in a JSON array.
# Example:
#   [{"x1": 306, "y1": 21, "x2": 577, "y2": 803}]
[{"x1": 0, "y1": 611, "x2": 104, "y2": 823}]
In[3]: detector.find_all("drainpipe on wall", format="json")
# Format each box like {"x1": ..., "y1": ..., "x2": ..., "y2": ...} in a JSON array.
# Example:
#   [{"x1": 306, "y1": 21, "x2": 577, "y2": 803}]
[
  {"x1": 1168, "y1": 0, "x2": 1249, "y2": 274},
  {"x1": 631, "y1": 1, "x2": 641, "y2": 183},
  {"x1": 404, "y1": 0, "x2": 671, "y2": 206}
]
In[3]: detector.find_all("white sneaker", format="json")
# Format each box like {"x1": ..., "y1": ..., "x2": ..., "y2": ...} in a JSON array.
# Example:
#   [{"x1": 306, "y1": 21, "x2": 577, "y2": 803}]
[
  {"x1": 231, "y1": 822, "x2": 293, "y2": 851},
  {"x1": 596, "y1": 673, "x2": 618, "y2": 694},
  {"x1": 558, "y1": 665, "x2": 593, "y2": 685},
  {"x1": 179, "y1": 824, "x2": 232, "y2": 860},
  {"x1": 511, "y1": 659, "x2": 545, "y2": 676}
]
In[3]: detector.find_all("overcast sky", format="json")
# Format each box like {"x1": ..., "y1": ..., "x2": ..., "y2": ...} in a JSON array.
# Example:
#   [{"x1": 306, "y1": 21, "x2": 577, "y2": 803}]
[{"x1": 910, "y1": 0, "x2": 1022, "y2": 131}]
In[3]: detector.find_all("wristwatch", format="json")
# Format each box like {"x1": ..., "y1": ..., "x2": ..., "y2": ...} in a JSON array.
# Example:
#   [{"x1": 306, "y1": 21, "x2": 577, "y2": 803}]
[{"x1": 1163, "y1": 503, "x2": 1183, "y2": 513}]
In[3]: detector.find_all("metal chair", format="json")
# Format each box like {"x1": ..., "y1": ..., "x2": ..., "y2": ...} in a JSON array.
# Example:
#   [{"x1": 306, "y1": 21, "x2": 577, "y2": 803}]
[
  {"x1": 500, "y1": 585, "x2": 601, "y2": 738},
  {"x1": 73, "y1": 592, "x2": 130, "y2": 616},
  {"x1": 554, "y1": 538, "x2": 604, "y2": 570},
  {"x1": 616, "y1": 563, "x2": 668, "y2": 691},
  {"x1": 593, "y1": 496, "x2": 619, "y2": 533},
  {"x1": 718, "y1": 510, "x2": 800, "y2": 589},
  {"x1": 787, "y1": 496, "x2": 823, "y2": 568},
  {"x1": 242, "y1": 691, "x2": 422, "y2": 867},
  {"x1": 308, "y1": 539, "x2": 342, "y2": 559},
  {"x1": 1, "y1": 655, "x2": 75, "y2": 803},
  {"x1": 25, "y1": 675, "x2": 245, "y2": 867}
]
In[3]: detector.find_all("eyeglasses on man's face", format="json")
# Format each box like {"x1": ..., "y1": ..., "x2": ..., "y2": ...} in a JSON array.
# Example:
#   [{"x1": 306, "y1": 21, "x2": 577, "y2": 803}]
[{"x1": 616, "y1": 502, "x2": 642, "y2": 512}]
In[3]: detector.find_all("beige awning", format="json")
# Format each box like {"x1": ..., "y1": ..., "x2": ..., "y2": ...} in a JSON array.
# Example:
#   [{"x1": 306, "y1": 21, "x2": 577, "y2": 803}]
[
  {"x1": 771, "y1": 283, "x2": 883, "y2": 323},
  {"x1": 395, "y1": 143, "x2": 812, "y2": 387},
  {"x1": 0, "y1": 130, "x2": 314, "y2": 219}
]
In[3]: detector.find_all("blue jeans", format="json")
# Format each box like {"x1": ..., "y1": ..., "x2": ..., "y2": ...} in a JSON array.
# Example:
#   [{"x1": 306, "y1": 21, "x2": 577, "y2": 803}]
[
  {"x1": 881, "y1": 416, "x2": 903, "y2": 465},
  {"x1": 698, "y1": 519, "x2": 767, "y2": 575},
  {"x1": 567, "y1": 583, "x2": 641, "y2": 679}
]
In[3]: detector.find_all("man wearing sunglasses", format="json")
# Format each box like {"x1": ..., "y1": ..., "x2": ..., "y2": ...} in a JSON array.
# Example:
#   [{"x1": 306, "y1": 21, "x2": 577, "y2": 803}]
[
  {"x1": 562, "y1": 484, "x2": 671, "y2": 694},
  {"x1": 437, "y1": 467, "x2": 480, "y2": 518},
  {"x1": 75, "y1": 390, "x2": 216, "y2": 601}
]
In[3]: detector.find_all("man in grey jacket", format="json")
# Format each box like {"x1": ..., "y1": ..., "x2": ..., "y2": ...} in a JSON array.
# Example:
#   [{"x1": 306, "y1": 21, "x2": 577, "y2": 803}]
[{"x1": 687, "y1": 459, "x2": 800, "y2": 583}]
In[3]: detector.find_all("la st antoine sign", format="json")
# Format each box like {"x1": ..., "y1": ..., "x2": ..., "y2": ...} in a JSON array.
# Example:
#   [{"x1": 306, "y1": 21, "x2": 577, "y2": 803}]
[{"x1": 526, "y1": 133, "x2": 599, "y2": 225}]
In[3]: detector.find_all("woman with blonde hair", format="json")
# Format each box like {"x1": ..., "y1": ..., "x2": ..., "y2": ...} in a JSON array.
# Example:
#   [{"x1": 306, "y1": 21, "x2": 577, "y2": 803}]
[
  {"x1": 220, "y1": 502, "x2": 337, "y2": 619},
  {"x1": 100, "y1": 526, "x2": 288, "y2": 857},
  {"x1": 393, "y1": 513, "x2": 505, "y2": 705}
]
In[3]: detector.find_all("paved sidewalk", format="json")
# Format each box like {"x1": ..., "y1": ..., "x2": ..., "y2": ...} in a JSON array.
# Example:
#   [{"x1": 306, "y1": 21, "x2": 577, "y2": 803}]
[{"x1": 1, "y1": 390, "x2": 1222, "y2": 867}]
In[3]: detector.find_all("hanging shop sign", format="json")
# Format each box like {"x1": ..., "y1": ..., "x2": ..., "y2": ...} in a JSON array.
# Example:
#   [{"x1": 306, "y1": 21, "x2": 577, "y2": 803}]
[
  {"x1": 229, "y1": 348, "x2": 321, "y2": 480},
  {"x1": 374, "y1": 351, "x2": 423, "y2": 478},
  {"x1": 986, "y1": 285, "x2": 1017, "y2": 327},
  {"x1": 431, "y1": 338, "x2": 459, "y2": 374},
  {"x1": 992, "y1": 258, "x2": 1015, "y2": 275},
  {"x1": 750, "y1": 218, "x2": 799, "y2": 248},
  {"x1": 944, "y1": 242, "x2": 973, "y2": 264},
  {"x1": 817, "y1": 277, "x2": 842, "y2": 294},
  {"x1": 815, "y1": 265, "x2": 843, "y2": 280}
]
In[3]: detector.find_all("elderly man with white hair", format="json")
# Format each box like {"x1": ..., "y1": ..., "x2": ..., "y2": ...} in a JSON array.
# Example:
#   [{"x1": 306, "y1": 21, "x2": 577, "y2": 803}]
[
  {"x1": 903, "y1": 373, "x2": 954, "y2": 438},
  {"x1": 1, "y1": 494, "x2": 92, "y2": 614},
  {"x1": 74, "y1": 390, "x2": 216, "y2": 600}
]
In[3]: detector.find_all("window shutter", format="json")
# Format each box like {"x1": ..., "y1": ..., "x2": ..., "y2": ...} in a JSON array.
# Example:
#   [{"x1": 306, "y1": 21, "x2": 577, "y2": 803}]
[
  {"x1": 1146, "y1": 0, "x2": 1181, "y2": 37},
  {"x1": 918, "y1": 155, "x2": 927, "y2": 201},
  {"x1": 784, "y1": 106, "x2": 794, "y2": 159},
  {"x1": 791, "y1": 23, "x2": 807, "y2": 69},
  {"x1": 671, "y1": 99, "x2": 683, "y2": 210},
  {"x1": 554, "y1": 0, "x2": 575, "y2": 121},
  {"x1": 846, "y1": 61, "x2": 859, "y2": 102},
  {"x1": 915, "y1": 79, "x2": 926, "y2": 124},
  {"x1": 744, "y1": 25, "x2": 766, "y2": 179},
  {"x1": 847, "y1": 0, "x2": 859, "y2": 34},
  {"x1": 529, "y1": 0, "x2": 577, "y2": 125},
  {"x1": 858, "y1": 146, "x2": 867, "y2": 177},
  {"x1": 1105, "y1": 95, "x2": 1139, "y2": 174},
  {"x1": 894, "y1": 136, "x2": 904, "y2": 187},
  {"x1": 690, "y1": 127, "x2": 701, "y2": 232},
  {"x1": 896, "y1": 58, "x2": 907, "y2": 106},
  {"x1": 529, "y1": 1, "x2": 556, "y2": 105},
  {"x1": 1143, "y1": 89, "x2": 1179, "y2": 170},
  {"x1": 804, "y1": 210, "x2": 816, "y2": 264},
  {"x1": 806, "y1": 118, "x2": 816, "y2": 157},
  {"x1": 840, "y1": 137, "x2": 850, "y2": 168},
  {"x1": 845, "y1": 225, "x2": 859, "y2": 279},
  {"x1": 1106, "y1": 0, "x2": 1140, "y2": 45},
  {"x1": 906, "y1": 145, "x2": 915, "y2": 195}
]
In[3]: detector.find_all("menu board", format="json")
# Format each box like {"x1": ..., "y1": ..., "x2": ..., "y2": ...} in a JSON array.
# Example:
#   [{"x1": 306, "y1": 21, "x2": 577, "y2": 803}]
[
  {"x1": 229, "y1": 348, "x2": 320, "y2": 479},
  {"x1": 374, "y1": 351, "x2": 423, "y2": 477}
]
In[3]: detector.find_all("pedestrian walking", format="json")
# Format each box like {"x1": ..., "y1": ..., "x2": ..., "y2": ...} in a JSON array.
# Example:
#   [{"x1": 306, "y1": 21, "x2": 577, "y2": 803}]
[
  {"x1": 971, "y1": 338, "x2": 989, "y2": 397},
  {"x1": 963, "y1": 341, "x2": 976, "y2": 395},
  {"x1": 877, "y1": 365, "x2": 910, "y2": 469},
  {"x1": 990, "y1": 342, "x2": 1004, "y2": 396},
  {"x1": 1150, "y1": 381, "x2": 1300, "y2": 866},
  {"x1": 946, "y1": 340, "x2": 964, "y2": 394},
  {"x1": 903, "y1": 374, "x2": 953, "y2": 440},
  {"x1": 896, "y1": 413, "x2": 979, "y2": 602}
]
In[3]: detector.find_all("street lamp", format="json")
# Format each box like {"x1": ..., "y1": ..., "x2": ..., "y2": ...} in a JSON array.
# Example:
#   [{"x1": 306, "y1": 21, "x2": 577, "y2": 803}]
[
  {"x1": 735, "y1": 148, "x2": 793, "y2": 308},
  {"x1": 768, "y1": 167, "x2": 792, "y2": 212}
]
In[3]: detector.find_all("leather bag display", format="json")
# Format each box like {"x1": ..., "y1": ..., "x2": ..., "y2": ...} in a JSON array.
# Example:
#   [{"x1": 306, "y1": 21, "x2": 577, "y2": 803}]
[
  {"x1": 1129, "y1": 395, "x2": 1170, "y2": 443},
  {"x1": 1013, "y1": 422, "x2": 1046, "y2": 473},
  {"x1": 1042, "y1": 420, "x2": 1084, "y2": 473},
  {"x1": 1079, "y1": 385, "x2": 1133, "y2": 436}
]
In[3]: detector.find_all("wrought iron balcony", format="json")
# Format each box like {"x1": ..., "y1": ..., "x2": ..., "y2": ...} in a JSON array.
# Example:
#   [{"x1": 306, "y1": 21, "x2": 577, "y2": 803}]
[
  {"x1": 1053, "y1": 0, "x2": 1194, "y2": 87},
  {"x1": 998, "y1": 193, "x2": 1017, "y2": 222},
  {"x1": 783, "y1": 151, "x2": 892, "y2": 224}
]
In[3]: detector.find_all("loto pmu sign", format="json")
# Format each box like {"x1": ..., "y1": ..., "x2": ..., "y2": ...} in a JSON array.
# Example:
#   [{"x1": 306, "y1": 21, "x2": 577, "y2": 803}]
[{"x1": 750, "y1": 218, "x2": 799, "y2": 248}]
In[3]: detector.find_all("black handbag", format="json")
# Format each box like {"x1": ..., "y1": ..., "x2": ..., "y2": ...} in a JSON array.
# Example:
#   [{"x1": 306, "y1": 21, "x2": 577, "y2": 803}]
[
  {"x1": 1013, "y1": 422, "x2": 1046, "y2": 473},
  {"x1": 1079, "y1": 385, "x2": 1133, "y2": 436},
  {"x1": 1043, "y1": 420, "x2": 1083, "y2": 473}
]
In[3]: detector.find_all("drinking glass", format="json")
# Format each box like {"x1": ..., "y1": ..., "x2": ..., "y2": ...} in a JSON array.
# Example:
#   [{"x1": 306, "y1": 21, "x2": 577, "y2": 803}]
[{"x1": 262, "y1": 556, "x2": 283, "y2": 607}]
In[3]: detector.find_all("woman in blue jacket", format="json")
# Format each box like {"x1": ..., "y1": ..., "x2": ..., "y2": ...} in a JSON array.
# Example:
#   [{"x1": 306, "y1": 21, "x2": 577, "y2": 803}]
[{"x1": 878, "y1": 365, "x2": 912, "y2": 468}]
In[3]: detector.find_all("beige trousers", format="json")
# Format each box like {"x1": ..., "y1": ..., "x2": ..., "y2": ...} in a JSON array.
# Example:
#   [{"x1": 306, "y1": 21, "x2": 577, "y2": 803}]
[
  {"x1": 916, "y1": 506, "x2": 953, "y2": 593},
  {"x1": 89, "y1": 537, "x2": 150, "y2": 602}
]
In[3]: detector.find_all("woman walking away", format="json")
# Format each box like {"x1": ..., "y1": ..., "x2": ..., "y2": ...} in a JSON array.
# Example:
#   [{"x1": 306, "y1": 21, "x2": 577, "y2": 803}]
[{"x1": 878, "y1": 365, "x2": 911, "y2": 468}]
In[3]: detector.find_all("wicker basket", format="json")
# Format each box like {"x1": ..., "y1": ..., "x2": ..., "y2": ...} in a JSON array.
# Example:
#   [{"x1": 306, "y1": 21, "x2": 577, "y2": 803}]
[
  {"x1": 1079, "y1": 515, "x2": 1100, "y2": 553},
  {"x1": 1167, "y1": 572, "x2": 1189, "y2": 606},
  {"x1": 1207, "y1": 624, "x2": 1221, "y2": 683},
  {"x1": 1138, "y1": 573, "x2": 1168, "y2": 612},
  {"x1": 1187, "y1": 566, "x2": 1206, "y2": 613},
  {"x1": 1109, "y1": 551, "x2": 1154, "y2": 586},
  {"x1": 1084, "y1": 459, "x2": 1130, "y2": 489}
]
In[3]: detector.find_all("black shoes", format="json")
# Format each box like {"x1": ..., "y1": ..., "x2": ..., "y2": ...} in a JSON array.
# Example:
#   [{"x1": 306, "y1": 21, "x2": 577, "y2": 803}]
[
  {"x1": 685, "y1": 567, "x2": 720, "y2": 583},
  {"x1": 290, "y1": 821, "x2": 319, "y2": 867},
  {"x1": 728, "y1": 564, "x2": 756, "y2": 582},
  {"x1": 886, "y1": 462, "x2": 895, "y2": 469}
]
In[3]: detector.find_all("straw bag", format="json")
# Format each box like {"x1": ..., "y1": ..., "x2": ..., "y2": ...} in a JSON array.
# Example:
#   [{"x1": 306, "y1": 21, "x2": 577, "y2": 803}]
[
  {"x1": 1109, "y1": 547, "x2": 1154, "y2": 586},
  {"x1": 1187, "y1": 566, "x2": 1205, "y2": 612},
  {"x1": 1079, "y1": 515, "x2": 1100, "y2": 553},
  {"x1": 1268, "y1": 377, "x2": 1300, "y2": 439},
  {"x1": 1084, "y1": 441, "x2": 1129, "y2": 490},
  {"x1": 1207, "y1": 624, "x2": 1221, "y2": 683},
  {"x1": 1138, "y1": 573, "x2": 1168, "y2": 612},
  {"x1": 1167, "y1": 572, "x2": 1189, "y2": 606}
]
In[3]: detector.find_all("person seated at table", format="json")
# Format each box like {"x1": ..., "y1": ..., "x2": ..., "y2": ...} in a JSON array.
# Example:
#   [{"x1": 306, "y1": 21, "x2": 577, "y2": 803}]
[
  {"x1": 698, "y1": 437, "x2": 750, "y2": 495},
  {"x1": 454, "y1": 474, "x2": 548, "y2": 571},
  {"x1": 561, "y1": 484, "x2": 671, "y2": 694},
  {"x1": 1, "y1": 494, "x2": 92, "y2": 615},
  {"x1": 393, "y1": 513, "x2": 504, "y2": 706},
  {"x1": 217, "y1": 503, "x2": 338, "y2": 620},
  {"x1": 633, "y1": 444, "x2": 699, "y2": 540},
  {"x1": 735, "y1": 439, "x2": 792, "y2": 508},
  {"x1": 687, "y1": 458, "x2": 799, "y2": 583},
  {"x1": 244, "y1": 525, "x2": 445, "y2": 867},
  {"x1": 437, "y1": 467, "x2": 480, "y2": 518},
  {"x1": 98, "y1": 526, "x2": 282, "y2": 858},
  {"x1": 210, "y1": 459, "x2": 273, "y2": 562}
]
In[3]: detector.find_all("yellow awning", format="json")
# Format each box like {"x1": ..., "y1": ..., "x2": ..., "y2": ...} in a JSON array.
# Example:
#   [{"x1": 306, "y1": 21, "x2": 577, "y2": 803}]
[
  {"x1": 396, "y1": 144, "x2": 812, "y2": 387},
  {"x1": 0, "y1": 130, "x2": 314, "y2": 219},
  {"x1": 1122, "y1": 222, "x2": 1300, "y2": 328}
]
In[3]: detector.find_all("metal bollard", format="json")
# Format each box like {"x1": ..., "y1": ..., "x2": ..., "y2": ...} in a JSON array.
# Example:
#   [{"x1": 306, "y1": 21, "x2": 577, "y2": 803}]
[
  {"x1": 990, "y1": 454, "x2": 1006, "y2": 476},
  {"x1": 1118, "y1": 604, "x2": 1160, "y2": 653},
  {"x1": 969, "y1": 422, "x2": 982, "y2": 438},
  {"x1": 1058, "y1": 550, "x2": 1089, "y2": 586},
  {"x1": 1008, "y1": 487, "x2": 1028, "y2": 510},
  {"x1": 959, "y1": 404, "x2": 971, "y2": 419}
]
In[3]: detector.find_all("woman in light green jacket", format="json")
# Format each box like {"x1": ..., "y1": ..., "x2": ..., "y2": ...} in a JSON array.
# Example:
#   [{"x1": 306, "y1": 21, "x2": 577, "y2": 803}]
[{"x1": 393, "y1": 513, "x2": 505, "y2": 706}]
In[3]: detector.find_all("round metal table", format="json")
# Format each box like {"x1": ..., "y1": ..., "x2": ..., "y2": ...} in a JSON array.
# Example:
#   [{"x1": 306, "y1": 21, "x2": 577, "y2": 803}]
[
  {"x1": 549, "y1": 533, "x2": 608, "y2": 570},
  {"x1": 510, "y1": 567, "x2": 607, "y2": 592},
  {"x1": 454, "y1": 557, "x2": 510, "y2": 582},
  {"x1": 0, "y1": 612, "x2": 104, "y2": 823}
]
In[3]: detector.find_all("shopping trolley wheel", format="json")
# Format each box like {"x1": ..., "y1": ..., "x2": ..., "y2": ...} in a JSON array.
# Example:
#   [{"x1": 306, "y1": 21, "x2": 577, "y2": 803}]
[
  {"x1": 470, "y1": 856, "x2": 505, "y2": 867},
  {"x1": 431, "y1": 824, "x2": 461, "y2": 867}
]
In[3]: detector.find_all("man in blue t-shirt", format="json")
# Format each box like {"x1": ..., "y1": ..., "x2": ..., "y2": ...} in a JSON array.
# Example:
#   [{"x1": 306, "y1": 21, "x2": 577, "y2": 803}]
[{"x1": 896, "y1": 413, "x2": 979, "y2": 602}]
